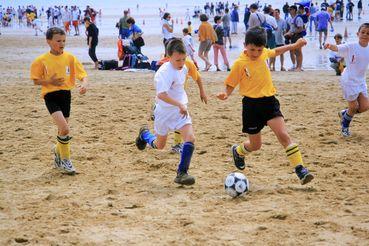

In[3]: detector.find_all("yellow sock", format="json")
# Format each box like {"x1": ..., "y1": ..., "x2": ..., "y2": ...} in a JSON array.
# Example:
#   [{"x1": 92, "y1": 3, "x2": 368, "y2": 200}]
[
  {"x1": 174, "y1": 131, "x2": 182, "y2": 145},
  {"x1": 57, "y1": 136, "x2": 71, "y2": 160},
  {"x1": 286, "y1": 144, "x2": 303, "y2": 167},
  {"x1": 236, "y1": 144, "x2": 248, "y2": 156}
]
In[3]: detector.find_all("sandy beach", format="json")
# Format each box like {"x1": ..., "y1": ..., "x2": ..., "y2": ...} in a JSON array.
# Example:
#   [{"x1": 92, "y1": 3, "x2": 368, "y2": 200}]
[{"x1": 1, "y1": 25, "x2": 369, "y2": 244}]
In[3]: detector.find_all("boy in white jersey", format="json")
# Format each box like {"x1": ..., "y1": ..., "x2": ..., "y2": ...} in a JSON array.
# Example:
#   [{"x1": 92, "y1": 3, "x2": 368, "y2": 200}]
[
  {"x1": 325, "y1": 23, "x2": 369, "y2": 137},
  {"x1": 135, "y1": 39, "x2": 207, "y2": 185}
]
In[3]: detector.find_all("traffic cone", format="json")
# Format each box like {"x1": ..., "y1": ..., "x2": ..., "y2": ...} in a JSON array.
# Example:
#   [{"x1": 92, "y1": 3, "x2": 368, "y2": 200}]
[{"x1": 344, "y1": 26, "x2": 348, "y2": 39}]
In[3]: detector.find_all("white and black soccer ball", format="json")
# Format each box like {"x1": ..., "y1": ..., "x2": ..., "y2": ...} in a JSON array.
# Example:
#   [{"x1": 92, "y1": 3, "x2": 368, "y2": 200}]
[{"x1": 224, "y1": 172, "x2": 249, "y2": 197}]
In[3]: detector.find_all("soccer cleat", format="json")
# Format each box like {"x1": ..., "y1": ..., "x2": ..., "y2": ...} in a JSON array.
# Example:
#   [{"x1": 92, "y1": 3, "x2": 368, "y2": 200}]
[
  {"x1": 295, "y1": 164, "x2": 314, "y2": 185},
  {"x1": 59, "y1": 159, "x2": 76, "y2": 174},
  {"x1": 171, "y1": 143, "x2": 183, "y2": 154},
  {"x1": 53, "y1": 147, "x2": 61, "y2": 168},
  {"x1": 341, "y1": 127, "x2": 351, "y2": 137},
  {"x1": 174, "y1": 172, "x2": 195, "y2": 185},
  {"x1": 135, "y1": 126, "x2": 149, "y2": 150},
  {"x1": 231, "y1": 144, "x2": 245, "y2": 170}
]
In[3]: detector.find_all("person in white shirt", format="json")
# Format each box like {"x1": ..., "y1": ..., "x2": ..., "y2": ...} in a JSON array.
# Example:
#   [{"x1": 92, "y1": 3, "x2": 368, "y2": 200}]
[
  {"x1": 135, "y1": 39, "x2": 207, "y2": 186},
  {"x1": 71, "y1": 6, "x2": 80, "y2": 35},
  {"x1": 324, "y1": 23, "x2": 369, "y2": 137},
  {"x1": 182, "y1": 28, "x2": 198, "y2": 68},
  {"x1": 61, "y1": 6, "x2": 71, "y2": 35},
  {"x1": 328, "y1": 33, "x2": 345, "y2": 76},
  {"x1": 161, "y1": 12, "x2": 173, "y2": 50}
]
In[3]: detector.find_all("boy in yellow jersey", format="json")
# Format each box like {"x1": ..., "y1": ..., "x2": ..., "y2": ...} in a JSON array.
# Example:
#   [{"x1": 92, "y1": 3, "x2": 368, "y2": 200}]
[
  {"x1": 30, "y1": 27, "x2": 88, "y2": 174},
  {"x1": 217, "y1": 26, "x2": 314, "y2": 185}
]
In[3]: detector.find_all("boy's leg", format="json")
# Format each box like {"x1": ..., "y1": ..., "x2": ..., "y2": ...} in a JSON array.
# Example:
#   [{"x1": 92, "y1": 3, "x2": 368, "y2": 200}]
[
  {"x1": 232, "y1": 133, "x2": 261, "y2": 170},
  {"x1": 51, "y1": 111, "x2": 75, "y2": 173},
  {"x1": 280, "y1": 53, "x2": 285, "y2": 71},
  {"x1": 357, "y1": 93, "x2": 369, "y2": 113},
  {"x1": 136, "y1": 125, "x2": 167, "y2": 150},
  {"x1": 175, "y1": 124, "x2": 195, "y2": 185},
  {"x1": 267, "y1": 116, "x2": 314, "y2": 185},
  {"x1": 213, "y1": 44, "x2": 219, "y2": 70},
  {"x1": 340, "y1": 100, "x2": 358, "y2": 137}
]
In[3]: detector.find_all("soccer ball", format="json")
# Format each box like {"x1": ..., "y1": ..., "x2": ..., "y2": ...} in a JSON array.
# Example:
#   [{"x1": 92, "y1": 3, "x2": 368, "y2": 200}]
[{"x1": 224, "y1": 172, "x2": 249, "y2": 197}]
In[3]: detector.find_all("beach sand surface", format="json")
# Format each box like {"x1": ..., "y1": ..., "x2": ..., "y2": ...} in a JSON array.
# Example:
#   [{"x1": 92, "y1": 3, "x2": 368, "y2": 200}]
[{"x1": 1, "y1": 34, "x2": 369, "y2": 245}]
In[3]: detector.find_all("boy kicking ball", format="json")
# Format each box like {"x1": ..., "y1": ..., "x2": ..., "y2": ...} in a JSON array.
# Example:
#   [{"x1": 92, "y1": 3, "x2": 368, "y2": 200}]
[
  {"x1": 217, "y1": 26, "x2": 314, "y2": 185},
  {"x1": 30, "y1": 27, "x2": 88, "y2": 174}
]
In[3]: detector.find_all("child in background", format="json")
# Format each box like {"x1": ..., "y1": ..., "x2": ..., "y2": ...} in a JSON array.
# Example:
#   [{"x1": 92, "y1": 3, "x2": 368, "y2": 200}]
[
  {"x1": 328, "y1": 33, "x2": 345, "y2": 76},
  {"x1": 136, "y1": 39, "x2": 207, "y2": 185},
  {"x1": 325, "y1": 23, "x2": 369, "y2": 137},
  {"x1": 30, "y1": 27, "x2": 88, "y2": 174},
  {"x1": 32, "y1": 17, "x2": 44, "y2": 36},
  {"x1": 183, "y1": 28, "x2": 199, "y2": 69},
  {"x1": 217, "y1": 26, "x2": 314, "y2": 185},
  {"x1": 187, "y1": 21, "x2": 193, "y2": 35}
]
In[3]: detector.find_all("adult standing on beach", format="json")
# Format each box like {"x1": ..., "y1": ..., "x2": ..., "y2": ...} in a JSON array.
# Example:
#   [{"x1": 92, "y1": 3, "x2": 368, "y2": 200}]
[
  {"x1": 248, "y1": 3, "x2": 266, "y2": 29},
  {"x1": 84, "y1": 17, "x2": 99, "y2": 69},
  {"x1": 358, "y1": 0, "x2": 363, "y2": 19},
  {"x1": 161, "y1": 12, "x2": 174, "y2": 48},
  {"x1": 222, "y1": 8, "x2": 232, "y2": 48},
  {"x1": 316, "y1": 7, "x2": 332, "y2": 49},
  {"x1": 198, "y1": 14, "x2": 217, "y2": 71},
  {"x1": 285, "y1": 5, "x2": 304, "y2": 72},
  {"x1": 71, "y1": 6, "x2": 80, "y2": 36},
  {"x1": 230, "y1": 6, "x2": 239, "y2": 34},
  {"x1": 270, "y1": 8, "x2": 287, "y2": 71},
  {"x1": 243, "y1": 4, "x2": 250, "y2": 32},
  {"x1": 118, "y1": 10, "x2": 130, "y2": 39}
]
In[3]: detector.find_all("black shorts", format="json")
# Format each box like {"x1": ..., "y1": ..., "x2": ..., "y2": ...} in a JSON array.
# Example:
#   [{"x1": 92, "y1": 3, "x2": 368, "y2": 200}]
[
  {"x1": 242, "y1": 96, "x2": 283, "y2": 134},
  {"x1": 44, "y1": 90, "x2": 71, "y2": 117},
  {"x1": 291, "y1": 33, "x2": 304, "y2": 44}
]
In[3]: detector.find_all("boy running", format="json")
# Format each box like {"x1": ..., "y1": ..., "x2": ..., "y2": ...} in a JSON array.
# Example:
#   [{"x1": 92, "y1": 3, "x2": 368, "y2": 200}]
[
  {"x1": 325, "y1": 23, "x2": 369, "y2": 137},
  {"x1": 30, "y1": 27, "x2": 88, "y2": 174},
  {"x1": 217, "y1": 26, "x2": 314, "y2": 185},
  {"x1": 136, "y1": 38, "x2": 207, "y2": 185}
]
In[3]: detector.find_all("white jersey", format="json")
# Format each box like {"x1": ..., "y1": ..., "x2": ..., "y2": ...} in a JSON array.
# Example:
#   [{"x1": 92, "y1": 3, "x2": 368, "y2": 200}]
[
  {"x1": 161, "y1": 19, "x2": 173, "y2": 40},
  {"x1": 154, "y1": 62, "x2": 188, "y2": 108},
  {"x1": 183, "y1": 35, "x2": 194, "y2": 55},
  {"x1": 337, "y1": 43, "x2": 369, "y2": 86},
  {"x1": 61, "y1": 9, "x2": 71, "y2": 22}
]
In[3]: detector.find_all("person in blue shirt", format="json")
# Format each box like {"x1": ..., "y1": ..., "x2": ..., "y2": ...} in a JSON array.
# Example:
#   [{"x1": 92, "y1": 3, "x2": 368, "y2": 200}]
[
  {"x1": 230, "y1": 6, "x2": 239, "y2": 34},
  {"x1": 126, "y1": 17, "x2": 144, "y2": 52}
]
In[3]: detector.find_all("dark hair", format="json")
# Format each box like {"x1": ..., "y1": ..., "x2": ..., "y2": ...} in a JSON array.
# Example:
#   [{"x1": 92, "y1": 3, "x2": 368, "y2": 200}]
[
  {"x1": 166, "y1": 38, "x2": 186, "y2": 56},
  {"x1": 263, "y1": 6, "x2": 270, "y2": 14},
  {"x1": 126, "y1": 17, "x2": 135, "y2": 24},
  {"x1": 163, "y1": 12, "x2": 171, "y2": 20},
  {"x1": 358, "y1": 23, "x2": 369, "y2": 32},
  {"x1": 334, "y1": 33, "x2": 343, "y2": 39},
  {"x1": 187, "y1": 21, "x2": 191, "y2": 25},
  {"x1": 83, "y1": 16, "x2": 91, "y2": 23},
  {"x1": 245, "y1": 26, "x2": 266, "y2": 47},
  {"x1": 225, "y1": 8, "x2": 229, "y2": 13},
  {"x1": 289, "y1": 5, "x2": 297, "y2": 11},
  {"x1": 46, "y1": 27, "x2": 65, "y2": 40},
  {"x1": 214, "y1": 15, "x2": 221, "y2": 23},
  {"x1": 183, "y1": 28, "x2": 189, "y2": 34},
  {"x1": 250, "y1": 3, "x2": 258, "y2": 10},
  {"x1": 200, "y1": 14, "x2": 208, "y2": 21},
  {"x1": 275, "y1": 8, "x2": 280, "y2": 13}
]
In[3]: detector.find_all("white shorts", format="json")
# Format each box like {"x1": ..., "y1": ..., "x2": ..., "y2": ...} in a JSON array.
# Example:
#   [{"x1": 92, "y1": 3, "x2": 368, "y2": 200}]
[
  {"x1": 154, "y1": 104, "x2": 192, "y2": 136},
  {"x1": 341, "y1": 82, "x2": 368, "y2": 101}
]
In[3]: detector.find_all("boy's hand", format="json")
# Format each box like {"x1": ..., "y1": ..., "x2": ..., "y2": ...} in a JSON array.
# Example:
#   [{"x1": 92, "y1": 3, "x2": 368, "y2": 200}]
[
  {"x1": 49, "y1": 74, "x2": 65, "y2": 86},
  {"x1": 200, "y1": 91, "x2": 208, "y2": 104},
  {"x1": 324, "y1": 43, "x2": 331, "y2": 49},
  {"x1": 178, "y1": 104, "x2": 188, "y2": 118},
  {"x1": 216, "y1": 92, "x2": 228, "y2": 100},
  {"x1": 78, "y1": 82, "x2": 88, "y2": 95},
  {"x1": 294, "y1": 38, "x2": 307, "y2": 49}
]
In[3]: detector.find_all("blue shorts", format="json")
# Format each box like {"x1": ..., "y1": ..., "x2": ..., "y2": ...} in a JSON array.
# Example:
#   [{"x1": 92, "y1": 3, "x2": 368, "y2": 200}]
[{"x1": 223, "y1": 26, "x2": 230, "y2": 37}]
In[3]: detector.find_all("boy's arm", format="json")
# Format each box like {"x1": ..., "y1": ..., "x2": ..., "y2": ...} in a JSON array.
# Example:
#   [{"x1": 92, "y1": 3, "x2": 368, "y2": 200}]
[
  {"x1": 195, "y1": 76, "x2": 208, "y2": 104},
  {"x1": 157, "y1": 92, "x2": 188, "y2": 117},
  {"x1": 33, "y1": 74, "x2": 64, "y2": 86},
  {"x1": 324, "y1": 43, "x2": 338, "y2": 52},
  {"x1": 78, "y1": 76, "x2": 88, "y2": 95},
  {"x1": 217, "y1": 85, "x2": 235, "y2": 100},
  {"x1": 274, "y1": 38, "x2": 307, "y2": 56}
]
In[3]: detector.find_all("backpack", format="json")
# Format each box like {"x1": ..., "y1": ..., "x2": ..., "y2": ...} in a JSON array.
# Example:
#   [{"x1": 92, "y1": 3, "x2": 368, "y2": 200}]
[
  {"x1": 293, "y1": 15, "x2": 307, "y2": 37},
  {"x1": 256, "y1": 13, "x2": 273, "y2": 38},
  {"x1": 121, "y1": 54, "x2": 138, "y2": 70},
  {"x1": 98, "y1": 60, "x2": 118, "y2": 70}
]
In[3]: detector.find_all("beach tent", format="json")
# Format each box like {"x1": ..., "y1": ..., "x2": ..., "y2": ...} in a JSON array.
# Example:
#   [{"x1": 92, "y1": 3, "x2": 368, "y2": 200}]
[{"x1": 297, "y1": 0, "x2": 312, "y2": 7}]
